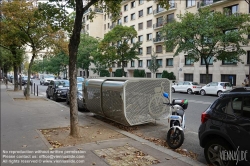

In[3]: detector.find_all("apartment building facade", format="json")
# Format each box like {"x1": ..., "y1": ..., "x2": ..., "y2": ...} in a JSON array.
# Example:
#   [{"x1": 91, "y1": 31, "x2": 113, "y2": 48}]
[{"x1": 83, "y1": 0, "x2": 250, "y2": 86}]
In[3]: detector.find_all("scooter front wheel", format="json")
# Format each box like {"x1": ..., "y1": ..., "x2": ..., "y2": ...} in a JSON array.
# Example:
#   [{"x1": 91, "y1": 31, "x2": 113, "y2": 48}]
[{"x1": 166, "y1": 128, "x2": 184, "y2": 149}]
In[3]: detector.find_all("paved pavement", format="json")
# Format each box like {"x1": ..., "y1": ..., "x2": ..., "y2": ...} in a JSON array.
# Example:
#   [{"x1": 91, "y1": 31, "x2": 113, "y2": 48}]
[{"x1": 1, "y1": 83, "x2": 206, "y2": 166}]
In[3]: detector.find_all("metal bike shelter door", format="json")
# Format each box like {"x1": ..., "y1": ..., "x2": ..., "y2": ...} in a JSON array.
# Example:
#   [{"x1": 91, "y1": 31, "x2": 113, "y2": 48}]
[{"x1": 84, "y1": 77, "x2": 171, "y2": 126}]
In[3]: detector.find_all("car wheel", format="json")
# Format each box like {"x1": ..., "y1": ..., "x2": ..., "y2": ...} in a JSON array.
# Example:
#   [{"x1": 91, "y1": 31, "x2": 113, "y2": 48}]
[
  {"x1": 172, "y1": 88, "x2": 175, "y2": 93},
  {"x1": 187, "y1": 89, "x2": 192, "y2": 94},
  {"x1": 53, "y1": 94, "x2": 58, "y2": 102},
  {"x1": 46, "y1": 92, "x2": 50, "y2": 99},
  {"x1": 204, "y1": 139, "x2": 235, "y2": 166},
  {"x1": 217, "y1": 91, "x2": 222, "y2": 97},
  {"x1": 200, "y1": 90, "x2": 206, "y2": 96}
]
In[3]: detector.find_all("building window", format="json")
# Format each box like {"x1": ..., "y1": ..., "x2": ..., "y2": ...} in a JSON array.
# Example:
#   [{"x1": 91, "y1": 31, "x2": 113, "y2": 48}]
[
  {"x1": 167, "y1": 13, "x2": 174, "y2": 23},
  {"x1": 124, "y1": 4, "x2": 128, "y2": 11},
  {"x1": 156, "y1": 45, "x2": 162, "y2": 53},
  {"x1": 156, "y1": 16, "x2": 163, "y2": 27},
  {"x1": 124, "y1": 16, "x2": 128, "y2": 23},
  {"x1": 139, "y1": 0, "x2": 144, "y2": 5},
  {"x1": 104, "y1": 14, "x2": 106, "y2": 20},
  {"x1": 157, "y1": 59, "x2": 162, "y2": 67},
  {"x1": 146, "y1": 73, "x2": 151, "y2": 78},
  {"x1": 224, "y1": 5, "x2": 238, "y2": 15},
  {"x1": 166, "y1": 58, "x2": 173, "y2": 66},
  {"x1": 201, "y1": 56, "x2": 213, "y2": 65},
  {"x1": 87, "y1": 24, "x2": 89, "y2": 30},
  {"x1": 131, "y1": 13, "x2": 135, "y2": 20},
  {"x1": 131, "y1": 60, "x2": 135, "y2": 67},
  {"x1": 221, "y1": 74, "x2": 236, "y2": 86},
  {"x1": 186, "y1": 0, "x2": 196, "y2": 8},
  {"x1": 138, "y1": 48, "x2": 143, "y2": 55},
  {"x1": 222, "y1": 59, "x2": 237, "y2": 65},
  {"x1": 131, "y1": 1, "x2": 135, "y2": 8},
  {"x1": 138, "y1": 60, "x2": 143, "y2": 67},
  {"x1": 156, "y1": 73, "x2": 162, "y2": 78},
  {"x1": 146, "y1": 46, "x2": 152, "y2": 54},
  {"x1": 200, "y1": 74, "x2": 212, "y2": 84},
  {"x1": 117, "y1": 62, "x2": 121, "y2": 67},
  {"x1": 138, "y1": 10, "x2": 143, "y2": 17},
  {"x1": 131, "y1": 37, "x2": 136, "y2": 43},
  {"x1": 112, "y1": 62, "x2": 116, "y2": 67},
  {"x1": 138, "y1": 22, "x2": 143, "y2": 30},
  {"x1": 185, "y1": 55, "x2": 194, "y2": 65},
  {"x1": 147, "y1": 6, "x2": 152, "y2": 14},
  {"x1": 138, "y1": 35, "x2": 143, "y2": 42},
  {"x1": 147, "y1": 33, "x2": 152, "y2": 41},
  {"x1": 107, "y1": 23, "x2": 110, "y2": 29},
  {"x1": 184, "y1": 73, "x2": 193, "y2": 81},
  {"x1": 104, "y1": 24, "x2": 106, "y2": 30},
  {"x1": 123, "y1": 61, "x2": 127, "y2": 67},
  {"x1": 147, "y1": 20, "x2": 152, "y2": 28},
  {"x1": 247, "y1": 51, "x2": 250, "y2": 64},
  {"x1": 147, "y1": 60, "x2": 151, "y2": 67}
]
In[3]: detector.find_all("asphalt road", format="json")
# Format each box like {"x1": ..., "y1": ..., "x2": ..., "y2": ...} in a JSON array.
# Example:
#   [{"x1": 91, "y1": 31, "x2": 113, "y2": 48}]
[{"x1": 31, "y1": 79, "x2": 219, "y2": 164}]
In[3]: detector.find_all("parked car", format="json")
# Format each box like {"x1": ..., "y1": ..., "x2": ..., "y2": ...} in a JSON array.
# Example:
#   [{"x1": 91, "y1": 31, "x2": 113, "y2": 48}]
[
  {"x1": 172, "y1": 81, "x2": 201, "y2": 94},
  {"x1": 200, "y1": 82, "x2": 232, "y2": 97},
  {"x1": 198, "y1": 87, "x2": 250, "y2": 166},
  {"x1": 66, "y1": 82, "x2": 87, "y2": 111},
  {"x1": 40, "y1": 75, "x2": 55, "y2": 85},
  {"x1": 77, "y1": 77, "x2": 84, "y2": 83},
  {"x1": 46, "y1": 80, "x2": 69, "y2": 101},
  {"x1": 21, "y1": 76, "x2": 32, "y2": 86}
]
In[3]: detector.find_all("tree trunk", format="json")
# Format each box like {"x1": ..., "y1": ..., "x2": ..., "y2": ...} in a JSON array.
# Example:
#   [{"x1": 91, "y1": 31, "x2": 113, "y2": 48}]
[
  {"x1": 13, "y1": 66, "x2": 19, "y2": 91},
  {"x1": 19, "y1": 65, "x2": 22, "y2": 90},
  {"x1": 26, "y1": 51, "x2": 35, "y2": 100},
  {"x1": 205, "y1": 64, "x2": 209, "y2": 84}
]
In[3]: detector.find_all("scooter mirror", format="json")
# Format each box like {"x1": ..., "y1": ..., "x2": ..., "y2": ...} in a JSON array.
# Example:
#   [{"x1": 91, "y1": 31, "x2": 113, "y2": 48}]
[{"x1": 163, "y1": 92, "x2": 169, "y2": 98}]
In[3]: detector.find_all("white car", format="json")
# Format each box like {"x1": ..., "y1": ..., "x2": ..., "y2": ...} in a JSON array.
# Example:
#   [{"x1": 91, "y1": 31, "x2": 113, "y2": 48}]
[
  {"x1": 40, "y1": 75, "x2": 55, "y2": 85},
  {"x1": 200, "y1": 82, "x2": 232, "y2": 97},
  {"x1": 172, "y1": 81, "x2": 202, "y2": 94}
]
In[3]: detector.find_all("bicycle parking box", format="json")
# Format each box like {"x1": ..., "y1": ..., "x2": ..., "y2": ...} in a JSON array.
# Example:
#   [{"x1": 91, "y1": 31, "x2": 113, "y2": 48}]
[{"x1": 83, "y1": 77, "x2": 172, "y2": 126}]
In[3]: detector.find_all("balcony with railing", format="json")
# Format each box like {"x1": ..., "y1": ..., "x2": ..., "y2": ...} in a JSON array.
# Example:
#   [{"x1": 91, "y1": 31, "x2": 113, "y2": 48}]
[
  {"x1": 153, "y1": 3, "x2": 177, "y2": 15},
  {"x1": 153, "y1": 37, "x2": 165, "y2": 43},
  {"x1": 83, "y1": 8, "x2": 103, "y2": 15},
  {"x1": 198, "y1": 0, "x2": 229, "y2": 8}
]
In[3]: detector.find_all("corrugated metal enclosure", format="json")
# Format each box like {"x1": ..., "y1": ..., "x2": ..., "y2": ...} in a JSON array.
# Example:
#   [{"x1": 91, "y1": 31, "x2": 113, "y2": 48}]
[{"x1": 83, "y1": 77, "x2": 171, "y2": 126}]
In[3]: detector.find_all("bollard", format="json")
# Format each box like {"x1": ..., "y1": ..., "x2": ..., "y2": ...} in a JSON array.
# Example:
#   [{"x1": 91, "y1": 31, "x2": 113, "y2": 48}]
[
  {"x1": 37, "y1": 85, "x2": 38, "y2": 96},
  {"x1": 31, "y1": 84, "x2": 33, "y2": 94},
  {"x1": 34, "y1": 83, "x2": 35, "y2": 96}
]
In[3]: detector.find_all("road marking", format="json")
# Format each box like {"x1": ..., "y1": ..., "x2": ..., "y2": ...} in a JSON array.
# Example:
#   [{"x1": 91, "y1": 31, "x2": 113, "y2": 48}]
[
  {"x1": 186, "y1": 131, "x2": 199, "y2": 135},
  {"x1": 188, "y1": 100, "x2": 212, "y2": 105}
]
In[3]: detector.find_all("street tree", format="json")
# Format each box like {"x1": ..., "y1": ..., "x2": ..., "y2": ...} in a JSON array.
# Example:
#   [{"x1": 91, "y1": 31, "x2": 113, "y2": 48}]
[
  {"x1": 148, "y1": 51, "x2": 160, "y2": 78},
  {"x1": 99, "y1": 25, "x2": 141, "y2": 76},
  {"x1": 160, "y1": 7, "x2": 250, "y2": 83},
  {"x1": 77, "y1": 34, "x2": 99, "y2": 78},
  {"x1": 1, "y1": 0, "x2": 66, "y2": 98},
  {"x1": 42, "y1": 0, "x2": 171, "y2": 138}
]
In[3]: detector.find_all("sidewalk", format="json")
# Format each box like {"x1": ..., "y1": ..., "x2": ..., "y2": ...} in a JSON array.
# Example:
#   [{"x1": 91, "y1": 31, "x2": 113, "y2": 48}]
[{"x1": 1, "y1": 84, "x2": 205, "y2": 166}]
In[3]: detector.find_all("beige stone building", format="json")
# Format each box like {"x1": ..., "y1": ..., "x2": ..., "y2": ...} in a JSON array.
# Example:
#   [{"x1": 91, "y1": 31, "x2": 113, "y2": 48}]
[{"x1": 82, "y1": 0, "x2": 250, "y2": 86}]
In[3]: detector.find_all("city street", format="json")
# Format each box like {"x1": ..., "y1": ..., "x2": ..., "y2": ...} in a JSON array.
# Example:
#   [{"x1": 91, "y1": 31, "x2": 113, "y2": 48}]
[{"x1": 31, "y1": 79, "x2": 218, "y2": 164}]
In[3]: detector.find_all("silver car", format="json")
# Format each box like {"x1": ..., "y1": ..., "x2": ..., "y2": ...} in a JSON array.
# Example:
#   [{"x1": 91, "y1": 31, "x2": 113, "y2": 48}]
[{"x1": 200, "y1": 82, "x2": 232, "y2": 97}]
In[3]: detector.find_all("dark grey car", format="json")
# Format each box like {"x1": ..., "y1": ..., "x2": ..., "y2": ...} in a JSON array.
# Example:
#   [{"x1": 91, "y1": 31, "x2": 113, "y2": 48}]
[
  {"x1": 198, "y1": 87, "x2": 250, "y2": 166},
  {"x1": 46, "y1": 80, "x2": 69, "y2": 101},
  {"x1": 66, "y1": 82, "x2": 87, "y2": 111}
]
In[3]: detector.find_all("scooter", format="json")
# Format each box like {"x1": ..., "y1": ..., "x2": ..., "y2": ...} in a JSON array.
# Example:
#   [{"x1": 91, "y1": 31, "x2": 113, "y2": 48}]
[{"x1": 163, "y1": 92, "x2": 188, "y2": 149}]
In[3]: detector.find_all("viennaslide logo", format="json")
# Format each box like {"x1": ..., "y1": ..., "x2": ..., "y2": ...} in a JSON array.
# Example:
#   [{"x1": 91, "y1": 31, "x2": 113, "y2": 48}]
[{"x1": 220, "y1": 147, "x2": 248, "y2": 165}]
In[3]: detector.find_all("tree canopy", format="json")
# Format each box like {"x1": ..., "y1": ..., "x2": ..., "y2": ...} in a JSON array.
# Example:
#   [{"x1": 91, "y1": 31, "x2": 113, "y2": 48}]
[
  {"x1": 99, "y1": 25, "x2": 141, "y2": 76},
  {"x1": 160, "y1": 7, "x2": 250, "y2": 83}
]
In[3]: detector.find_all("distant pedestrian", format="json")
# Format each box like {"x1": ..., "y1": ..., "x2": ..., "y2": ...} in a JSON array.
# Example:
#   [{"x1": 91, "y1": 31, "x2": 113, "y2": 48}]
[{"x1": 244, "y1": 76, "x2": 249, "y2": 87}]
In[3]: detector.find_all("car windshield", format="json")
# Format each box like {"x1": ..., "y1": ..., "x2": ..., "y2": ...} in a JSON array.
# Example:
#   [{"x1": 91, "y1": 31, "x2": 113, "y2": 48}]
[
  {"x1": 77, "y1": 83, "x2": 82, "y2": 91},
  {"x1": 45, "y1": 75, "x2": 54, "y2": 79},
  {"x1": 192, "y1": 82, "x2": 199, "y2": 85},
  {"x1": 22, "y1": 76, "x2": 28, "y2": 80},
  {"x1": 55, "y1": 80, "x2": 69, "y2": 87},
  {"x1": 77, "y1": 77, "x2": 84, "y2": 82}
]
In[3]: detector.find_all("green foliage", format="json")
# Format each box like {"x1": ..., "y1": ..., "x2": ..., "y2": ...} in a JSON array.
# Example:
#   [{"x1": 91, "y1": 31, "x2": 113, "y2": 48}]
[
  {"x1": 133, "y1": 69, "x2": 145, "y2": 78},
  {"x1": 162, "y1": 70, "x2": 176, "y2": 80},
  {"x1": 99, "y1": 25, "x2": 141, "y2": 76},
  {"x1": 114, "y1": 69, "x2": 126, "y2": 77},
  {"x1": 160, "y1": 7, "x2": 250, "y2": 82},
  {"x1": 100, "y1": 70, "x2": 110, "y2": 77}
]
